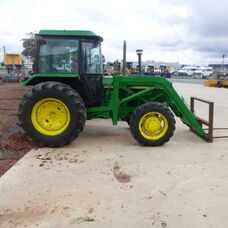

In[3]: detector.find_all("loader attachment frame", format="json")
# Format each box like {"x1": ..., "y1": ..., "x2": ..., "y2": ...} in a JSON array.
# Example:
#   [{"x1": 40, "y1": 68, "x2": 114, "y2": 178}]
[
  {"x1": 88, "y1": 75, "x2": 208, "y2": 138},
  {"x1": 190, "y1": 97, "x2": 228, "y2": 142}
]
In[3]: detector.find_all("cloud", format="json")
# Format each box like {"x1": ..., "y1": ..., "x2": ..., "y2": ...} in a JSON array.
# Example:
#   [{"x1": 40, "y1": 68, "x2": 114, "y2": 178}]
[{"x1": 0, "y1": 0, "x2": 227, "y2": 64}]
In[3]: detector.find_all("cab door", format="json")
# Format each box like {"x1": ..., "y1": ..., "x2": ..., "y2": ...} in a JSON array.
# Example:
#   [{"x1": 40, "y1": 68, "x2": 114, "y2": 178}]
[{"x1": 81, "y1": 39, "x2": 103, "y2": 106}]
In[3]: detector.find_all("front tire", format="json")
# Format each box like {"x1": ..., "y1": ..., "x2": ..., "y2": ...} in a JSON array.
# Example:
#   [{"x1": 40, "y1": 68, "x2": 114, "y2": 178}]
[
  {"x1": 18, "y1": 82, "x2": 86, "y2": 147},
  {"x1": 130, "y1": 102, "x2": 175, "y2": 146}
]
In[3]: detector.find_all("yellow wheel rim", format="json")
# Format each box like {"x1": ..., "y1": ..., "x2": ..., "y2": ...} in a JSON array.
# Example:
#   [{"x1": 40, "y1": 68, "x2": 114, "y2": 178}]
[
  {"x1": 31, "y1": 98, "x2": 71, "y2": 136},
  {"x1": 139, "y1": 112, "x2": 168, "y2": 140}
]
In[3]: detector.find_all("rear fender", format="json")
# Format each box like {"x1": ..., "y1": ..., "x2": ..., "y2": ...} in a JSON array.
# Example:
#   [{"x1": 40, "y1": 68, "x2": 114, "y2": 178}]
[
  {"x1": 21, "y1": 73, "x2": 94, "y2": 107},
  {"x1": 22, "y1": 74, "x2": 80, "y2": 86}
]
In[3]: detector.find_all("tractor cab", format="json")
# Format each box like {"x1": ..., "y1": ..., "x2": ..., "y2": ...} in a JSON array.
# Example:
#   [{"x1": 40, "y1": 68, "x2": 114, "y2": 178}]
[{"x1": 33, "y1": 30, "x2": 104, "y2": 107}]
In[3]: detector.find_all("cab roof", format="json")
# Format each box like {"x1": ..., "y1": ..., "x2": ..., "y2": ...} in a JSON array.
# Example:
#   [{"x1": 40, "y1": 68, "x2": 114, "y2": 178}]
[{"x1": 38, "y1": 30, "x2": 103, "y2": 41}]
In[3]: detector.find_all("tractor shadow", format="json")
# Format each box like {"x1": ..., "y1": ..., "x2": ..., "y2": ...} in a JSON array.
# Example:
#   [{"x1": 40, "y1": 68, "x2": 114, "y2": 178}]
[{"x1": 76, "y1": 119, "x2": 135, "y2": 147}]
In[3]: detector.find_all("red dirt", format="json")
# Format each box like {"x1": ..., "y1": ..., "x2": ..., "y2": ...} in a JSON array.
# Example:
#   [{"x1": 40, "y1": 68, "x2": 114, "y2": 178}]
[
  {"x1": 0, "y1": 150, "x2": 27, "y2": 176},
  {"x1": 0, "y1": 133, "x2": 34, "y2": 176},
  {"x1": 0, "y1": 82, "x2": 29, "y2": 134},
  {"x1": 112, "y1": 162, "x2": 131, "y2": 183},
  {"x1": 0, "y1": 82, "x2": 34, "y2": 177}
]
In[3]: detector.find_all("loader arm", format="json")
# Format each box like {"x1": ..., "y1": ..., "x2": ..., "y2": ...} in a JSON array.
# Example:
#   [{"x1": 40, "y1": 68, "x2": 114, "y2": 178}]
[{"x1": 102, "y1": 75, "x2": 207, "y2": 137}]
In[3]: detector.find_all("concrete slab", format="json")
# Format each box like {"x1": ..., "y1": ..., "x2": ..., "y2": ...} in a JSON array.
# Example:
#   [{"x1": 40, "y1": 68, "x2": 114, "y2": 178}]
[{"x1": 0, "y1": 83, "x2": 228, "y2": 228}]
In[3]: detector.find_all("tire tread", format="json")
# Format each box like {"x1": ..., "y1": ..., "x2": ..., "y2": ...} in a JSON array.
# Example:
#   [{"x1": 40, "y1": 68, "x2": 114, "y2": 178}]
[
  {"x1": 130, "y1": 102, "x2": 176, "y2": 146},
  {"x1": 18, "y1": 81, "x2": 86, "y2": 147}
]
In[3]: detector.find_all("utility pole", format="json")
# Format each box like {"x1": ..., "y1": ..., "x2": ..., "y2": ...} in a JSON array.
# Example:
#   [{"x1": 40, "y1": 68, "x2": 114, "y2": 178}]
[{"x1": 222, "y1": 54, "x2": 225, "y2": 70}]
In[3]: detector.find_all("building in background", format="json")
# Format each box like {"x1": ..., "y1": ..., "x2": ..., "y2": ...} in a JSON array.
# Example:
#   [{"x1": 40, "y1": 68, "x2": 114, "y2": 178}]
[
  {"x1": 208, "y1": 64, "x2": 228, "y2": 71},
  {"x1": 4, "y1": 54, "x2": 22, "y2": 73}
]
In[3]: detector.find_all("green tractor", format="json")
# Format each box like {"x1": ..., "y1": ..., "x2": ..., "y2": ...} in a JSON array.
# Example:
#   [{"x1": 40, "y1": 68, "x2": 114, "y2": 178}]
[{"x1": 18, "y1": 30, "x2": 211, "y2": 147}]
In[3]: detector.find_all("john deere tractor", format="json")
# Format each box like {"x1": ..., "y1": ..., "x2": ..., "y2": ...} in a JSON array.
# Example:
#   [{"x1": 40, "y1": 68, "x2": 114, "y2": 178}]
[{"x1": 18, "y1": 30, "x2": 211, "y2": 147}]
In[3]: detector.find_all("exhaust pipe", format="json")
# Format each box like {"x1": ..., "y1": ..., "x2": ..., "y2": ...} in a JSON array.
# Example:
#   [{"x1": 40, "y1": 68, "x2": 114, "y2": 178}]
[{"x1": 123, "y1": 40, "x2": 126, "y2": 76}]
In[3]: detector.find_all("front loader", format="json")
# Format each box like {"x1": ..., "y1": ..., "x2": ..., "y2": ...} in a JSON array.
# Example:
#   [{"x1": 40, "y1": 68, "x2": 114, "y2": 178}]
[{"x1": 17, "y1": 30, "x2": 225, "y2": 147}]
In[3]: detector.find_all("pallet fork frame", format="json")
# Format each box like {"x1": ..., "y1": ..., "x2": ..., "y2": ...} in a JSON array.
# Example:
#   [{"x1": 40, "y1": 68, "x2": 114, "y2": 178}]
[{"x1": 190, "y1": 97, "x2": 228, "y2": 142}]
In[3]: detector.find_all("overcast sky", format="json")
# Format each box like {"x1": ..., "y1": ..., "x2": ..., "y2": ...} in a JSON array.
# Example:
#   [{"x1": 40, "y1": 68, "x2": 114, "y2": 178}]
[{"x1": 0, "y1": 0, "x2": 227, "y2": 64}]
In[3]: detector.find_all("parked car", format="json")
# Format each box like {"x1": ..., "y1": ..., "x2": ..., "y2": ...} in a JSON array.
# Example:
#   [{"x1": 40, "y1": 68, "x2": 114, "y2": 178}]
[
  {"x1": 193, "y1": 67, "x2": 213, "y2": 79},
  {"x1": 2, "y1": 75, "x2": 19, "y2": 82},
  {"x1": 178, "y1": 66, "x2": 198, "y2": 76}
]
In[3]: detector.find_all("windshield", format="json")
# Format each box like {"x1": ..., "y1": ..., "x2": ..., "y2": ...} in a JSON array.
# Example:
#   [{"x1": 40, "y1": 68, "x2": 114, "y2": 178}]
[
  {"x1": 38, "y1": 38, "x2": 79, "y2": 74},
  {"x1": 82, "y1": 40, "x2": 102, "y2": 74}
]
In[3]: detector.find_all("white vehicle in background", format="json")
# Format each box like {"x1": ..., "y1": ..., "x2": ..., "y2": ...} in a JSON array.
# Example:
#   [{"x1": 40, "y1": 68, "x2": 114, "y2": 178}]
[
  {"x1": 193, "y1": 67, "x2": 213, "y2": 79},
  {"x1": 178, "y1": 66, "x2": 198, "y2": 76}
]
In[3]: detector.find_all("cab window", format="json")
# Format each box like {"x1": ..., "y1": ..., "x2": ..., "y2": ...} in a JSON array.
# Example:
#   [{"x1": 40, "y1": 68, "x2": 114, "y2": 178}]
[
  {"x1": 38, "y1": 38, "x2": 79, "y2": 74},
  {"x1": 82, "y1": 40, "x2": 102, "y2": 74}
]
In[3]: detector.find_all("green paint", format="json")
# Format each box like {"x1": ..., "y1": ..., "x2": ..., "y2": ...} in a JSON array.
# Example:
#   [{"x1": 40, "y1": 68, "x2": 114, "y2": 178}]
[
  {"x1": 22, "y1": 74, "x2": 79, "y2": 86},
  {"x1": 39, "y1": 30, "x2": 103, "y2": 41},
  {"x1": 120, "y1": 87, "x2": 155, "y2": 104},
  {"x1": 88, "y1": 75, "x2": 206, "y2": 137},
  {"x1": 24, "y1": 73, "x2": 207, "y2": 137},
  {"x1": 23, "y1": 29, "x2": 207, "y2": 139},
  {"x1": 103, "y1": 76, "x2": 113, "y2": 86}
]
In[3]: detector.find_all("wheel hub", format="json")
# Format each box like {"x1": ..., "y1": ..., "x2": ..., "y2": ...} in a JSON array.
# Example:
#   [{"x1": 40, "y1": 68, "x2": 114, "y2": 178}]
[
  {"x1": 144, "y1": 117, "x2": 161, "y2": 134},
  {"x1": 31, "y1": 98, "x2": 71, "y2": 136},
  {"x1": 139, "y1": 112, "x2": 168, "y2": 140}
]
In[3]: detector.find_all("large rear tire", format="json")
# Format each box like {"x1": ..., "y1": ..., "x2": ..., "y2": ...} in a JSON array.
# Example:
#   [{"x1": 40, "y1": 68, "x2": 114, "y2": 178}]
[
  {"x1": 130, "y1": 102, "x2": 175, "y2": 146},
  {"x1": 18, "y1": 82, "x2": 86, "y2": 147}
]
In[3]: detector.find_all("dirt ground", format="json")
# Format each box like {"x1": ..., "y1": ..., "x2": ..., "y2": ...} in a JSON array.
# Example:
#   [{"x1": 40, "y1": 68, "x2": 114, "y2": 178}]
[
  {"x1": 0, "y1": 83, "x2": 25, "y2": 133},
  {"x1": 0, "y1": 83, "x2": 228, "y2": 228},
  {"x1": 0, "y1": 82, "x2": 34, "y2": 176}
]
